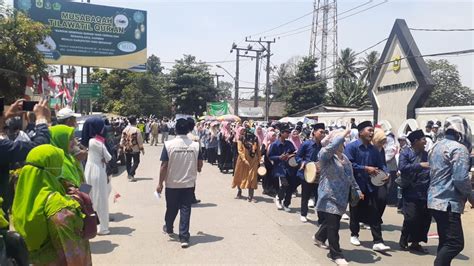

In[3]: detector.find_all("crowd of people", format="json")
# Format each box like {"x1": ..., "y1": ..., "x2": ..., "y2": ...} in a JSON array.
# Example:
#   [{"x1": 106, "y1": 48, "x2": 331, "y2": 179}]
[
  {"x1": 0, "y1": 98, "x2": 472, "y2": 265},
  {"x1": 187, "y1": 116, "x2": 473, "y2": 265}
]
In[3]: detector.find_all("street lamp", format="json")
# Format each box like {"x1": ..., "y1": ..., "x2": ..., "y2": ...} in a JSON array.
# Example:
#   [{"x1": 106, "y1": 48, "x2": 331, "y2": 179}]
[
  {"x1": 216, "y1": 64, "x2": 239, "y2": 116},
  {"x1": 216, "y1": 65, "x2": 235, "y2": 80}
]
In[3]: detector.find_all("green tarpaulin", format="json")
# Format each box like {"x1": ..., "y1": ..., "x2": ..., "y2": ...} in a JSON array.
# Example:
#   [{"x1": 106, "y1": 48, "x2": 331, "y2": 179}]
[{"x1": 207, "y1": 102, "x2": 230, "y2": 116}]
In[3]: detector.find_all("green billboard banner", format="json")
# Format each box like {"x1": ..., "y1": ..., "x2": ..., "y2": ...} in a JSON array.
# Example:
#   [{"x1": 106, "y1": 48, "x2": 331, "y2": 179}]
[
  {"x1": 14, "y1": 0, "x2": 147, "y2": 69},
  {"x1": 78, "y1": 83, "x2": 101, "y2": 99},
  {"x1": 207, "y1": 102, "x2": 230, "y2": 116}
]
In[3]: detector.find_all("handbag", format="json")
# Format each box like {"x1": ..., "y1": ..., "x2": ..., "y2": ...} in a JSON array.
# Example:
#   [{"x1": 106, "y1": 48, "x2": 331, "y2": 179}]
[{"x1": 69, "y1": 190, "x2": 99, "y2": 240}]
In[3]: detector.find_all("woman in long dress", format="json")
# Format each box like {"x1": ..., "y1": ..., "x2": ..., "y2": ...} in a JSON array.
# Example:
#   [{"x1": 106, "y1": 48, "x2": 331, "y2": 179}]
[
  {"x1": 232, "y1": 129, "x2": 261, "y2": 202},
  {"x1": 82, "y1": 117, "x2": 112, "y2": 235},
  {"x1": 12, "y1": 145, "x2": 92, "y2": 265},
  {"x1": 218, "y1": 122, "x2": 234, "y2": 173}
]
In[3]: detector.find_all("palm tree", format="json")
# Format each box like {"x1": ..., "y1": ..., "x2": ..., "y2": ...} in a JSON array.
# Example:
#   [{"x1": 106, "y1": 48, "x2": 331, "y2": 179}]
[
  {"x1": 337, "y1": 48, "x2": 361, "y2": 79},
  {"x1": 360, "y1": 51, "x2": 380, "y2": 85}
]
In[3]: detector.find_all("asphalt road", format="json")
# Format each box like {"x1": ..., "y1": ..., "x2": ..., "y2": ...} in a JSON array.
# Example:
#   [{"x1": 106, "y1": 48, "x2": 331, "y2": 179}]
[{"x1": 91, "y1": 143, "x2": 474, "y2": 265}]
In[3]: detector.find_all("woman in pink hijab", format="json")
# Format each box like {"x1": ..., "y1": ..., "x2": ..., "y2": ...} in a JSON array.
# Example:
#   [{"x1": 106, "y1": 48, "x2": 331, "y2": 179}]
[
  {"x1": 255, "y1": 126, "x2": 265, "y2": 145},
  {"x1": 261, "y1": 131, "x2": 278, "y2": 197},
  {"x1": 218, "y1": 122, "x2": 234, "y2": 173},
  {"x1": 290, "y1": 129, "x2": 302, "y2": 151}
]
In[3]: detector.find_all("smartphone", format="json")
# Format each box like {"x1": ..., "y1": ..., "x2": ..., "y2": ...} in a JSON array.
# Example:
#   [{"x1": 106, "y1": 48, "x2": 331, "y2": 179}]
[
  {"x1": 23, "y1": 101, "x2": 39, "y2": 112},
  {"x1": 79, "y1": 184, "x2": 92, "y2": 194},
  {"x1": 0, "y1": 97, "x2": 4, "y2": 113}
]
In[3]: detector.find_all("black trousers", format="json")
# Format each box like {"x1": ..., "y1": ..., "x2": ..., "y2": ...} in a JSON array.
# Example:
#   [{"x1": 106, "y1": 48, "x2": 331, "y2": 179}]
[
  {"x1": 349, "y1": 194, "x2": 384, "y2": 244},
  {"x1": 315, "y1": 212, "x2": 344, "y2": 260},
  {"x1": 431, "y1": 207, "x2": 464, "y2": 266},
  {"x1": 277, "y1": 176, "x2": 294, "y2": 207},
  {"x1": 401, "y1": 199, "x2": 431, "y2": 243},
  {"x1": 125, "y1": 152, "x2": 140, "y2": 177},
  {"x1": 165, "y1": 187, "x2": 194, "y2": 242},
  {"x1": 300, "y1": 181, "x2": 318, "y2": 217}
]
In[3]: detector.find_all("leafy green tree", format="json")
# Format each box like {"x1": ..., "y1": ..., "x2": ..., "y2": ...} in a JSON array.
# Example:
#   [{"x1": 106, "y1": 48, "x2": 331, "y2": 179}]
[
  {"x1": 217, "y1": 81, "x2": 233, "y2": 101},
  {"x1": 327, "y1": 77, "x2": 370, "y2": 108},
  {"x1": 360, "y1": 51, "x2": 379, "y2": 84},
  {"x1": 338, "y1": 48, "x2": 361, "y2": 80},
  {"x1": 424, "y1": 59, "x2": 473, "y2": 107},
  {"x1": 167, "y1": 55, "x2": 218, "y2": 116},
  {"x1": 146, "y1": 54, "x2": 163, "y2": 75},
  {"x1": 285, "y1": 56, "x2": 327, "y2": 115},
  {"x1": 0, "y1": 10, "x2": 50, "y2": 103}
]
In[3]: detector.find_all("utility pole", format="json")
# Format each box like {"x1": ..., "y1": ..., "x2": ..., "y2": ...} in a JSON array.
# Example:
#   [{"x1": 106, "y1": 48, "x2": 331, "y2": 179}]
[
  {"x1": 230, "y1": 43, "x2": 265, "y2": 116},
  {"x1": 245, "y1": 38, "x2": 276, "y2": 121},
  {"x1": 254, "y1": 51, "x2": 260, "y2": 107},
  {"x1": 213, "y1": 73, "x2": 224, "y2": 100},
  {"x1": 235, "y1": 49, "x2": 240, "y2": 116}
]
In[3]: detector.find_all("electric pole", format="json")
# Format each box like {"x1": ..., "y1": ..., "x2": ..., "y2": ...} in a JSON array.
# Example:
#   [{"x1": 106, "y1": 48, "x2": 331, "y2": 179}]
[
  {"x1": 213, "y1": 73, "x2": 224, "y2": 101},
  {"x1": 245, "y1": 38, "x2": 276, "y2": 121},
  {"x1": 230, "y1": 43, "x2": 265, "y2": 116},
  {"x1": 254, "y1": 51, "x2": 260, "y2": 107}
]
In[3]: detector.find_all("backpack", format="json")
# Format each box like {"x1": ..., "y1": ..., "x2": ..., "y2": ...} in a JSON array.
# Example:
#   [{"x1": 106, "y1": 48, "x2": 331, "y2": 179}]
[{"x1": 122, "y1": 129, "x2": 138, "y2": 153}]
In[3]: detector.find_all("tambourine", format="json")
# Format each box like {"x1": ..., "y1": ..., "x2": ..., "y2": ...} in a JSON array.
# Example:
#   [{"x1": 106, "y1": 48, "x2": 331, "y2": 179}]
[
  {"x1": 304, "y1": 161, "x2": 321, "y2": 184},
  {"x1": 257, "y1": 164, "x2": 267, "y2": 176},
  {"x1": 370, "y1": 171, "x2": 388, "y2": 186},
  {"x1": 288, "y1": 154, "x2": 298, "y2": 168}
]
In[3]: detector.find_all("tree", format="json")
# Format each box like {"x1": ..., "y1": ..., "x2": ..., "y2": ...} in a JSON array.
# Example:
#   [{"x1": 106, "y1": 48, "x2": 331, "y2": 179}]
[
  {"x1": 167, "y1": 55, "x2": 219, "y2": 116},
  {"x1": 424, "y1": 59, "x2": 473, "y2": 107},
  {"x1": 217, "y1": 81, "x2": 233, "y2": 101},
  {"x1": 0, "y1": 10, "x2": 50, "y2": 103},
  {"x1": 360, "y1": 51, "x2": 379, "y2": 84},
  {"x1": 146, "y1": 54, "x2": 163, "y2": 75},
  {"x1": 338, "y1": 48, "x2": 361, "y2": 80},
  {"x1": 285, "y1": 56, "x2": 327, "y2": 115},
  {"x1": 327, "y1": 78, "x2": 370, "y2": 108},
  {"x1": 271, "y1": 56, "x2": 300, "y2": 101}
]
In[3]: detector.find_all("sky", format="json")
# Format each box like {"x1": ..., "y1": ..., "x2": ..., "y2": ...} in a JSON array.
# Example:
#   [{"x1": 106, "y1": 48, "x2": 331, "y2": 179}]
[{"x1": 5, "y1": 0, "x2": 474, "y2": 97}]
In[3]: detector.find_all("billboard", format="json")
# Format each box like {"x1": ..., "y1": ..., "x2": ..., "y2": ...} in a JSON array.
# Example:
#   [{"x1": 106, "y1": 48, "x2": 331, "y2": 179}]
[{"x1": 14, "y1": 0, "x2": 147, "y2": 69}]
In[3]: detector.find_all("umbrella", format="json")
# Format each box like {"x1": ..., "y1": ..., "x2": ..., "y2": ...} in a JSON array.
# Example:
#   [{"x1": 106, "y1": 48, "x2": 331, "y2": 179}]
[{"x1": 217, "y1": 114, "x2": 241, "y2": 122}]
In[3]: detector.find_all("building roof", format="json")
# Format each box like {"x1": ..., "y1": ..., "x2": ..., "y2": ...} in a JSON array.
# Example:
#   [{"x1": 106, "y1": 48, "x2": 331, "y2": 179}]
[
  {"x1": 290, "y1": 104, "x2": 359, "y2": 117},
  {"x1": 228, "y1": 100, "x2": 286, "y2": 119}
]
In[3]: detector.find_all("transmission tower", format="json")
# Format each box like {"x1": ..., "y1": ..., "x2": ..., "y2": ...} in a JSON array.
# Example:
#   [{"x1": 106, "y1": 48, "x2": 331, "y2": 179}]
[{"x1": 309, "y1": 0, "x2": 338, "y2": 79}]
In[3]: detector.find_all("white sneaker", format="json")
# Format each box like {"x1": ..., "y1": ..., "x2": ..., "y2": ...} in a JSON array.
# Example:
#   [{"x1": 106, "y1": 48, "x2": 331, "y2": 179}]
[
  {"x1": 312, "y1": 235, "x2": 329, "y2": 249},
  {"x1": 308, "y1": 198, "x2": 315, "y2": 207},
  {"x1": 342, "y1": 213, "x2": 350, "y2": 220},
  {"x1": 275, "y1": 197, "x2": 283, "y2": 210},
  {"x1": 283, "y1": 205, "x2": 291, "y2": 212},
  {"x1": 372, "y1": 243, "x2": 390, "y2": 251},
  {"x1": 350, "y1": 236, "x2": 361, "y2": 246},
  {"x1": 300, "y1": 216, "x2": 308, "y2": 222},
  {"x1": 334, "y1": 258, "x2": 349, "y2": 265}
]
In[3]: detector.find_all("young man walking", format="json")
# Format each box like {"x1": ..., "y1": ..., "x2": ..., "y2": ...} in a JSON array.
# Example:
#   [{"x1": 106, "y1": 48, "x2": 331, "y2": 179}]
[
  {"x1": 120, "y1": 115, "x2": 144, "y2": 182},
  {"x1": 157, "y1": 118, "x2": 203, "y2": 248}
]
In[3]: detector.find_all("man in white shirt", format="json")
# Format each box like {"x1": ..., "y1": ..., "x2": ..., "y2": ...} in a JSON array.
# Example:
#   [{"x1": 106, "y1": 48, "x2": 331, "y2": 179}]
[{"x1": 156, "y1": 118, "x2": 203, "y2": 248}]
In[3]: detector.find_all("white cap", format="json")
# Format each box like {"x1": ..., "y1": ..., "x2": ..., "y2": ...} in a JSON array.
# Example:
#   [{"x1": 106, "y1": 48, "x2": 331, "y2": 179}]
[{"x1": 57, "y1": 108, "x2": 81, "y2": 120}]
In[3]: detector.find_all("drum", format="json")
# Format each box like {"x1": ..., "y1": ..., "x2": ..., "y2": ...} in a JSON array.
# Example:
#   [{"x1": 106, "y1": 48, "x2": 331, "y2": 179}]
[
  {"x1": 288, "y1": 154, "x2": 298, "y2": 168},
  {"x1": 304, "y1": 162, "x2": 321, "y2": 183},
  {"x1": 257, "y1": 165, "x2": 267, "y2": 176},
  {"x1": 370, "y1": 171, "x2": 388, "y2": 186}
]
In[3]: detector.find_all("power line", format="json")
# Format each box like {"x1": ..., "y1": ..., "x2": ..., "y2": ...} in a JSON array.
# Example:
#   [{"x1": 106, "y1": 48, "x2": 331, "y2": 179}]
[
  {"x1": 409, "y1": 28, "x2": 474, "y2": 32},
  {"x1": 283, "y1": 48, "x2": 474, "y2": 88},
  {"x1": 267, "y1": 0, "x2": 388, "y2": 40}
]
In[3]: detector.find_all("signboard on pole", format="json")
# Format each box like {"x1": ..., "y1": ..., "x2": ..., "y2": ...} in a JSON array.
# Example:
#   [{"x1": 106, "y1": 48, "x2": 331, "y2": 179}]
[
  {"x1": 78, "y1": 83, "x2": 101, "y2": 99},
  {"x1": 14, "y1": 0, "x2": 147, "y2": 69}
]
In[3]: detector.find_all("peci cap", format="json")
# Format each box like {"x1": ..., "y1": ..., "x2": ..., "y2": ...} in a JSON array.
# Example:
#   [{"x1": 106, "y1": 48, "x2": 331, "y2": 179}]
[
  {"x1": 312, "y1": 123, "x2": 325, "y2": 131},
  {"x1": 357, "y1": 121, "x2": 373, "y2": 131},
  {"x1": 407, "y1": 129, "x2": 425, "y2": 143}
]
